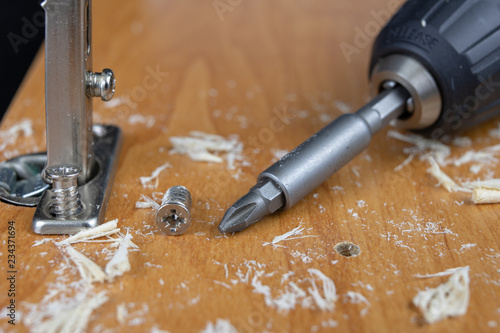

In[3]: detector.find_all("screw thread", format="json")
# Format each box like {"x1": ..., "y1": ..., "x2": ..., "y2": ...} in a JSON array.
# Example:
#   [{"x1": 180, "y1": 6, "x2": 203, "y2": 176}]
[
  {"x1": 162, "y1": 185, "x2": 192, "y2": 210},
  {"x1": 45, "y1": 165, "x2": 83, "y2": 218},
  {"x1": 49, "y1": 186, "x2": 83, "y2": 218}
]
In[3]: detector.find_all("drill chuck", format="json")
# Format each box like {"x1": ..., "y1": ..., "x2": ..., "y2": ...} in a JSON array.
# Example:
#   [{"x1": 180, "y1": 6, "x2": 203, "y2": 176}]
[{"x1": 370, "y1": 0, "x2": 500, "y2": 139}]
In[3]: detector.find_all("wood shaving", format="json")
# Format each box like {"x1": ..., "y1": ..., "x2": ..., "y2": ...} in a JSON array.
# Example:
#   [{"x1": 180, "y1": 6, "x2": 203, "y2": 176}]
[
  {"x1": 32, "y1": 238, "x2": 54, "y2": 247},
  {"x1": 464, "y1": 179, "x2": 500, "y2": 204},
  {"x1": 151, "y1": 326, "x2": 171, "y2": 333},
  {"x1": 135, "y1": 201, "x2": 153, "y2": 209},
  {"x1": 464, "y1": 179, "x2": 500, "y2": 190},
  {"x1": 23, "y1": 220, "x2": 138, "y2": 332},
  {"x1": 116, "y1": 303, "x2": 128, "y2": 325},
  {"x1": 135, "y1": 194, "x2": 161, "y2": 210},
  {"x1": 412, "y1": 266, "x2": 470, "y2": 324},
  {"x1": 1, "y1": 118, "x2": 33, "y2": 137},
  {"x1": 469, "y1": 164, "x2": 483, "y2": 174},
  {"x1": 345, "y1": 291, "x2": 369, "y2": 305},
  {"x1": 251, "y1": 277, "x2": 307, "y2": 311},
  {"x1": 169, "y1": 131, "x2": 243, "y2": 169},
  {"x1": 105, "y1": 234, "x2": 133, "y2": 280},
  {"x1": 23, "y1": 290, "x2": 109, "y2": 333},
  {"x1": 271, "y1": 148, "x2": 289, "y2": 161},
  {"x1": 307, "y1": 269, "x2": 338, "y2": 312},
  {"x1": 413, "y1": 266, "x2": 469, "y2": 279},
  {"x1": 471, "y1": 188, "x2": 500, "y2": 204},
  {"x1": 321, "y1": 319, "x2": 339, "y2": 328},
  {"x1": 56, "y1": 219, "x2": 120, "y2": 245},
  {"x1": 345, "y1": 291, "x2": 370, "y2": 316},
  {"x1": 262, "y1": 222, "x2": 318, "y2": 248},
  {"x1": 452, "y1": 145, "x2": 500, "y2": 166},
  {"x1": 128, "y1": 114, "x2": 155, "y2": 128},
  {"x1": 333, "y1": 100, "x2": 352, "y2": 113},
  {"x1": 0, "y1": 119, "x2": 34, "y2": 152},
  {"x1": 201, "y1": 319, "x2": 238, "y2": 333},
  {"x1": 426, "y1": 157, "x2": 470, "y2": 193},
  {"x1": 139, "y1": 163, "x2": 171, "y2": 188},
  {"x1": 238, "y1": 261, "x2": 336, "y2": 312},
  {"x1": 394, "y1": 154, "x2": 414, "y2": 172},
  {"x1": 63, "y1": 246, "x2": 110, "y2": 283},
  {"x1": 489, "y1": 123, "x2": 500, "y2": 139},
  {"x1": 263, "y1": 224, "x2": 304, "y2": 248},
  {"x1": 459, "y1": 244, "x2": 477, "y2": 251},
  {"x1": 451, "y1": 136, "x2": 472, "y2": 147},
  {"x1": 388, "y1": 130, "x2": 450, "y2": 165}
]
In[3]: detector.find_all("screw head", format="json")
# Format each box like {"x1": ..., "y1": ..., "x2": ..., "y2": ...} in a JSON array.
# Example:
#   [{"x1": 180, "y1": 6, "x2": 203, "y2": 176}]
[
  {"x1": 45, "y1": 165, "x2": 81, "y2": 179},
  {"x1": 156, "y1": 203, "x2": 191, "y2": 236},
  {"x1": 99, "y1": 68, "x2": 116, "y2": 101},
  {"x1": 45, "y1": 165, "x2": 81, "y2": 189}
]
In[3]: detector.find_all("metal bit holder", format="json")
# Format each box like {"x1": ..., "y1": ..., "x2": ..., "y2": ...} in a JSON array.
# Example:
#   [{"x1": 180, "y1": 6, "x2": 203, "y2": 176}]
[{"x1": 31, "y1": 0, "x2": 122, "y2": 234}]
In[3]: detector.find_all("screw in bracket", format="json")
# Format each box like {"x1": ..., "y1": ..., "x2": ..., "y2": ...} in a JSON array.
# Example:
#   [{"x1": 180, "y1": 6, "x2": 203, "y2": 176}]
[
  {"x1": 87, "y1": 68, "x2": 116, "y2": 101},
  {"x1": 45, "y1": 165, "x2": 83, "y2": 218},
  {"x1": 156, "y1": 185, "x2": 192, "y2": 236}
]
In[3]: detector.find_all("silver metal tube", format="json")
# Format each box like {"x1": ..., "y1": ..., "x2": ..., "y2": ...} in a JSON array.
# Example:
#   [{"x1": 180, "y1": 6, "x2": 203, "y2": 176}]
[
  {"x1": 42, "y1": 0, "x2": 94, "y2": 182},
  {"x1": 259, "y1": 86, "x2": 409, "y2": 209}
]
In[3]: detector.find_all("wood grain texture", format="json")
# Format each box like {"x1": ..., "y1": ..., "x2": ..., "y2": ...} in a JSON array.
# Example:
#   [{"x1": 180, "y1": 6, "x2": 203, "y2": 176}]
[{"x1": 1, "y1": 0, "x2": 500, "y2": 332}]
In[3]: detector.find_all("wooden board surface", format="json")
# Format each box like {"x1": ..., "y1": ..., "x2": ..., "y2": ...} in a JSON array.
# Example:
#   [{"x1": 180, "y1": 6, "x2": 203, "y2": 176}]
[{"x1": 1, "y1": 0, "x2": 500, "y2": 332}]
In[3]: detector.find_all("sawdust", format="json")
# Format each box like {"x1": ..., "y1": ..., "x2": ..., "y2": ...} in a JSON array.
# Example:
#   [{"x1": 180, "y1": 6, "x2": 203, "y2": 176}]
[
  {"x1": 23, "y1": 221, "x2": 139, "y2": 331},
  {"x1": 222, "y1": 261, "x2": 337, "y2": 313}
]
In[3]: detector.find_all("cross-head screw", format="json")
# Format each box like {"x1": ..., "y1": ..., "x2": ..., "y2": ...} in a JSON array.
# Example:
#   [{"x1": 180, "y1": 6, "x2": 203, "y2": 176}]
[{"x1": 156, "y1": 185, "x2": 192, "y2": 235}]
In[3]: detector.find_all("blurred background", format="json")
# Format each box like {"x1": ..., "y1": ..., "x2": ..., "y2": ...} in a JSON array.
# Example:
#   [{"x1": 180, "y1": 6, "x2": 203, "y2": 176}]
[{"x1": 0, "y1": 1, "x2": 45, "y2": 120}]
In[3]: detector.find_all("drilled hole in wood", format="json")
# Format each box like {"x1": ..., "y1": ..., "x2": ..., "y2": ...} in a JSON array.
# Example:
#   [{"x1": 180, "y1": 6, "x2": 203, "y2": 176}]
[{"x1": 334, "y1": 242, "x2": 361, "y2": 257}]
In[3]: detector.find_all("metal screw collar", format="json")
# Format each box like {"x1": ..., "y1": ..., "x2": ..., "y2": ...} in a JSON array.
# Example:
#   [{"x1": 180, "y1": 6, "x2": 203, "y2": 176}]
[{"x1": 156, "y1": 186, "x2": 192, "y2": 236}]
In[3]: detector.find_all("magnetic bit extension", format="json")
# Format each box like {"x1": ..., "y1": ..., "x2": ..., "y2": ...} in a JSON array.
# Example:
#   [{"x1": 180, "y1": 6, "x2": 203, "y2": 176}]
[{"x1": 219, "y1": 86, "x2": 410, "y2": 233}]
